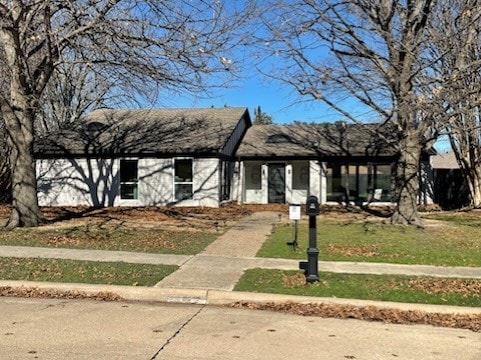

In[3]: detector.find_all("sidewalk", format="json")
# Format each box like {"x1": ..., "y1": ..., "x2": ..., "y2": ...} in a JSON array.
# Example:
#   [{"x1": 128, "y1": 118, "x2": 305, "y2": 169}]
[{"x1": 2, "y1": 211, "x2": 481, "y2": 314}]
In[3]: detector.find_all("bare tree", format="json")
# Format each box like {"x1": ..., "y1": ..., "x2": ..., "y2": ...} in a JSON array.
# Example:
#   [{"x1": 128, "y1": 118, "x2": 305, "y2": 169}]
[
  {"x1": 36, "y1": 60, "x2": 118, "y2": 134},
  {"x1": 257, "y1": 0, "x2": 443, "y2": 225},
  {"x1": 0, "y1": 0, "x2": 253, "y2": 228},
  {"x1": 0, "y1": 118, "x2": 11, "y2": 204},
  {"x1": 430, "y1": 0, "x2": 481, "y2": 207}
]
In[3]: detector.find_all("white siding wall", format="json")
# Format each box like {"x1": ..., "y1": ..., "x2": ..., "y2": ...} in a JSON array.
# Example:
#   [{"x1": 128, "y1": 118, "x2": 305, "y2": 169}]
[
  {"x1": 137, "y1": 158, "x2": 173, "y2": 206},
  {"x1": 36, "y1": 157, "x2": 221, "y2": 207},
  {"x1": 290, "y1": 160, "x2": 310, "y2": 204},
  {"x1": 177, "y1": 158, "x2": 220, "y2": 207},
  {"x1": 37, "y1": 158, "x2": 118, "y2": 207}
]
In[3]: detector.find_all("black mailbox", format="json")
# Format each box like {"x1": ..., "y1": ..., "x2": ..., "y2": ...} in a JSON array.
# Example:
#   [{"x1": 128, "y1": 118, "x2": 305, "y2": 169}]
[{"x1": 306, "y1": 195, "x2": 320, "y2": 216}]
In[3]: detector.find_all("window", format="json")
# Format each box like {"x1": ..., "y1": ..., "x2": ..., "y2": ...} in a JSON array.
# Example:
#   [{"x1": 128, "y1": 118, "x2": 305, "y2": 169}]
[
  {"x1": 120, "y1": 159, "x2": 138, "y2": 200},
  {"x1": 292, "y1": 161, "x2": 309, "y2": 190},
  {"x1": 174, "y1": 159, "x2": 193, "y2": 201},
  {"x1": 245, "y1": 162, "x2": 262, "y2": 190},
  {"x1": 326, "y1": 163, "x2": 392, "y2": 203}
]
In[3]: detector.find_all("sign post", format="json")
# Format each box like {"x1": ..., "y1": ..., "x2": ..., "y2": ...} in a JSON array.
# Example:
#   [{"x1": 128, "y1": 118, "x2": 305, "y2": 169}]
[{"x1": 288, "y1": 204, "x2": 301, "y2": 250}]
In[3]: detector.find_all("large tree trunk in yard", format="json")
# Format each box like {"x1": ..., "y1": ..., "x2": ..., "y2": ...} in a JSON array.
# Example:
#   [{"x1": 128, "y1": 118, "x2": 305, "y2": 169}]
[
  {"x1": 2, "y1": 107, "x2": 41, "y2": 229},
  {"x1": 1, "y1": 23, "x2": 42, "y2": 229},
  {"x1": 467, "y1": 167, "x2": 481, "y2": 208},
  {"x1": 391, "y1": 138, "x2": 423, "y2": 226}
]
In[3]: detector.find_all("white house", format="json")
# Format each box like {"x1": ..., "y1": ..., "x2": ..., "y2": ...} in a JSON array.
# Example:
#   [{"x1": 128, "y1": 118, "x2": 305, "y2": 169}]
[
  {"x1": 35, "y1": 107, "x2": 251, "y2": 207},
  {"x1": 35, "y1": 108, "x2": 435, "y2": 208}
]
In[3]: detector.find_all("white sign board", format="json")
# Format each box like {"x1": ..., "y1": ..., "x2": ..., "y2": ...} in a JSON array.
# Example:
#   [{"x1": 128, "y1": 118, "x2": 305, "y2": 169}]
[{"x1": 289, "y1": 205, "x2": 301, "y2": 220}]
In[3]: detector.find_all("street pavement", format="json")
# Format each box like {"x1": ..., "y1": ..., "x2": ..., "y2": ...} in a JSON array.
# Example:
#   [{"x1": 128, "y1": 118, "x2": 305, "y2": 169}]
[{"x1": 1, "y1": 297, "x2": 480, "y2": 360}]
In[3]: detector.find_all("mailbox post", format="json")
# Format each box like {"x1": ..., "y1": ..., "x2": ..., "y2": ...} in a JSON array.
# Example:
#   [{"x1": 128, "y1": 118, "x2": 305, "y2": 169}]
[{"x1": 304, "y1": 196, "x2": 320, "y2": 282}]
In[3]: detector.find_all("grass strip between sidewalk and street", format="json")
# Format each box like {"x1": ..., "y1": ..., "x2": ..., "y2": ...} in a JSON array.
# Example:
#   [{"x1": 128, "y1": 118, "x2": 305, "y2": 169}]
[
  {"x1": 257, "y1": 216, "x2": 481, "y2": 267},
  {"x1": 235, "y1": 269, "x2": 481, "y2": 307},
  {"x1": 0, "y1": 257, "x2": 177, "y2": 286}
]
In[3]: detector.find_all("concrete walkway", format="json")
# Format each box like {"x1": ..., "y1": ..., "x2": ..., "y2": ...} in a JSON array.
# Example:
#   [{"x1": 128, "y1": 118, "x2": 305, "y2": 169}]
[{"x1": 156, "y1": 211, "x2": 279, "y2": 290}]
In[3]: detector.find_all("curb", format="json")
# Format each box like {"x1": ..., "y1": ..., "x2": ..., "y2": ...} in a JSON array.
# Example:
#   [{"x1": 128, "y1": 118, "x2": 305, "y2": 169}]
[{"x1": 1, "y1": 280, "x2": 481, "y2": 316}]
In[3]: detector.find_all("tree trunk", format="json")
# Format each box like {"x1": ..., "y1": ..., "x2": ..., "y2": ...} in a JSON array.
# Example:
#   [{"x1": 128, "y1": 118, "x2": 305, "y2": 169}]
[
  {"x1": 1, "y1": 23, "x2": 42, "y2": 229},
  {"x1": 391, "y1": 138, "x2": 423, "y2": 226},
  {"x1": 2, "y1": 107, "x2": 41, "y2": 229},
  {"x1": 468, "y1": 168, "x2": 481, "y2": 208}
]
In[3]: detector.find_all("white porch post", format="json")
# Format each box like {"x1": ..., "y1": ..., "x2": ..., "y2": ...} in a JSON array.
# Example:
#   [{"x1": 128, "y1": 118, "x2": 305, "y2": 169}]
[
  {"x1": 231, "y1": 160, "x2": 242, "y2": 203},
  {"x1": 262, "y1": 163, "x2": 268, "y2": 204},
  {"x1": 320, "y1": 161, "x2": 327, "y2": 204},
  {"x1": 239, "y1": 161, "x2": 245, "y2": 203},
  {"x1": 309, "y1": 160, "x2": 322, "y2": 203},
  {"x1": 285, "y1": 163, "x2": 293, "y2": 204}
]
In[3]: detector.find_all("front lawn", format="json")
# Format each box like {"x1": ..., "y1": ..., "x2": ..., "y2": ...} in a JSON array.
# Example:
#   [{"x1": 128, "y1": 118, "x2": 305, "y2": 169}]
[
  {"x1": 0, "y1": 257, "x2": 177, "y2": 286},
  {"x1": 235, "y1": 269, "x2": 481, "y2": 307},
  {"x1": 0, "y1": 205, "x2": 246, "y2": 254},
  {"x1": 257, "y1": 215, "x2": 481, "y2": 267},
  {"x1": 0, "y1": 225, "x2": 218, "y2": 255}
]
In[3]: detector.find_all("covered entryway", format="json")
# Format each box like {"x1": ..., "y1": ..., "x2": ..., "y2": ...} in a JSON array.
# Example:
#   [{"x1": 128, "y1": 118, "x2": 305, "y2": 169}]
[{"x1": 268, "y1": 163, "x2": 286, "y2": 203}]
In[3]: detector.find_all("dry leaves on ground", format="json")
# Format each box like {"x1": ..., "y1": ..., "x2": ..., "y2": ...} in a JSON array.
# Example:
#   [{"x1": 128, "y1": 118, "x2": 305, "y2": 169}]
[
  {"x1": 326, "y1": 244, "x2": 380, "y2": 257},
  {"x1": 0, "y1": 286, "x2": 123, "y2": 301},
  {"x1": 405, "y1": 279, "x2": 481, "y2": 298},
  {"x1": 229, "y1": 301, "x2": 481, "y2": 332}
]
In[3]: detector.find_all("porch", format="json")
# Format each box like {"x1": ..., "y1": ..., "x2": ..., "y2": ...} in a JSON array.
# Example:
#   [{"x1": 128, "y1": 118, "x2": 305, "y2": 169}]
[{"x1": 235, "y1": 160, "x2": 395, "y2": 205}]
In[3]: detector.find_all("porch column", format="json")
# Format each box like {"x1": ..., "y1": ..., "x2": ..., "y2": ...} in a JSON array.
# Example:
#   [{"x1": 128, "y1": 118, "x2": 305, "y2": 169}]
[
  {"x1": 231, "y1": 161, "x2": 242, "y2": 203},
  {"x1": 309, "y1": 160, "x2": 322, "y2": 203},
  {"x1": 285, "y1": 163, "x2": 293, "y2": 204},
  {"x1": 261, "y1": 163, "x2": 268, "y2": 204},
  {"x1": 320, "y1": 162, "x2": 327, "y2": 204}
]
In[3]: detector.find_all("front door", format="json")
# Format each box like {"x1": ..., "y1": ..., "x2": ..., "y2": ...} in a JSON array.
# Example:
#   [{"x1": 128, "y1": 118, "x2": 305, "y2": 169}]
[{"x1": 268, "y1": 164, "x2": 286, "y2": 203}]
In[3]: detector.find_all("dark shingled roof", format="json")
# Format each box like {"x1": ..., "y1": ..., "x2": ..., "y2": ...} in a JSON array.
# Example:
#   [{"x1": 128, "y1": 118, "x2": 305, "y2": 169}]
[
  {"x1": 35, "y1": 107, "x2": 250, "y2": 157},
  {"x1": 236, "y1": 122, "x2": 398, "y2": 159}
]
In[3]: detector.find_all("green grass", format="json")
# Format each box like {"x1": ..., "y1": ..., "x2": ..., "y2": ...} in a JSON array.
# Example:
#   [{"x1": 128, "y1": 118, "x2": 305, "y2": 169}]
[
  {"x1": 257, "y1": 217, "x2": 481, "y2": 266},
  {"x1": 0, "y1": 257, "x2": 177, "y2": 286},
  {"x1": 0, "y1": 226, "x2": 218, "y2": 255},
  {"x1": 235, "y1": 269, "x2": 481, "y2": 307}
]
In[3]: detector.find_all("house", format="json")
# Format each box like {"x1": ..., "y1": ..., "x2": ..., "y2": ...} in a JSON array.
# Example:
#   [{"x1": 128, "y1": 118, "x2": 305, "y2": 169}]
[
  {"x1": 35, "y1": 108, "x2": 435, "y2": 208},
  {"x1": 35, "y1": 107, "x2": 251, "y2": 207},
  {"x1": 430, "y1": 152, "x2": 469, "y2": 209},
  {"x1": 232, "y1": 122, "x2": 434, "y2": 206}
]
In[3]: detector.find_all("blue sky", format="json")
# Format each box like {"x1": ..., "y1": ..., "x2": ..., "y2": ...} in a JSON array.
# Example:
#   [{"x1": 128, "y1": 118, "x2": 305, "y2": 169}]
[
  {"x1": 170, "y1": 77, "x2": 451, "y2": 152},
  {"x1": 170, "y1": 77, "x2": 343, "y2": 125}
]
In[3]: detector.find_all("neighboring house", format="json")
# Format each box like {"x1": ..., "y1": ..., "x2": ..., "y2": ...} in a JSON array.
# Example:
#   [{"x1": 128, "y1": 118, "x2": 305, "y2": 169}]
[
  {"x1": 35, "y1": 108, "x2": 251, "y2": 207},
  {"x1": 35, "y1": 108, "x2": 435, "y2": 208},
  {"x1": 232, "y1": 122, "x2": 435, "y2": 206},
  {"x1": 430, "y1": 152, "x2": 469, "y2": 209}
]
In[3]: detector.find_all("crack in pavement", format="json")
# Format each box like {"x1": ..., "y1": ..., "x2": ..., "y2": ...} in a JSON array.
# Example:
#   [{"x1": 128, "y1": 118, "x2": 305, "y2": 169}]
[{"x1": 149, "y1": 305, "x2": 206, "y2": 359}]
